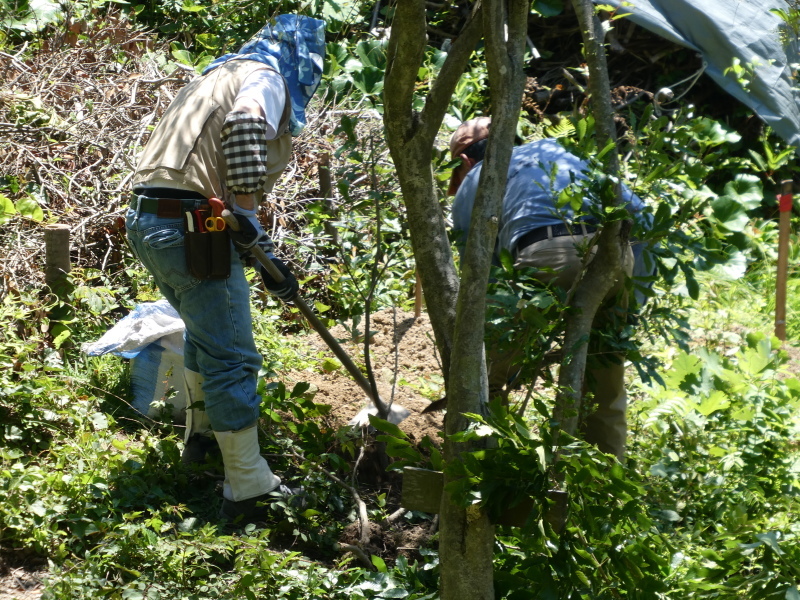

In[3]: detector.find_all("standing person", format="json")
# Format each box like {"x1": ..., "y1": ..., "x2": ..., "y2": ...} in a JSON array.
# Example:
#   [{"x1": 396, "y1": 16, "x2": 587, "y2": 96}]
[
  {"x1": 125, "y1": 15, "x2": 325, "y2": 520},
  {"x1": 448, "y1": 117, "x2": 648, "y2": 460}
]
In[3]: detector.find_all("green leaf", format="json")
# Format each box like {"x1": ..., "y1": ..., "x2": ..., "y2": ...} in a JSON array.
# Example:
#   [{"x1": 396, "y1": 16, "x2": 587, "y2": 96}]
[
  {"x1": 669, "y1": 352, "x2": 701, "y2": 384},
  {"x1": 379, "y1": 436, "x2": 422, "y2": 462},
  {"x1": 368, "y1": 415, "x2": 408, "y2": 439},
  {"x1": 290, "y1": 381, "x2": 311, "y2": 398},
  {"x1": 351, "y1": 66, "x2": 384, "y2": 96},
  {"x1": 430, "y1": 445, "x2": 443, "y2": 471},
  {"x1": 171, "y1": 49, "x2": 195, "y2": 67},
  {"x1": 755, "y1": 531, "x2": 785, "y2": 556},
  {"x1": 195, "y1": 33, "x2": 220, "y2": 50},
  {"x1": 50, "y1": 323, "x2": 71, "y2": 349},
  {"x1": 180, "y1": 0, "x2": 206, "y2": 12},
  {"x1": 709, "y1": 250, "x2": 746, "y2": 281},
  {"x1": 681, "y1": 263, "x2": 700, "y2": 300},
  {"x1": 609, "y1": 462, "x2": 624, "y2": 481},
  {"x1": 12, "y1": 0, "x2": 62, "y2": 32},
  {"x1": 321, "y1": 358, "x2": 341, "y2": 372},
  {"x1": 722, "y1": 174, "x2": 763, "y2": 210},
  {"x1": 355, "y1": 40, "x2": 387, "y2": 70},
  {"x1": 747, "y1": 149, "x2": 768, "y2": 172},
  {"x1": 697, "y1": 390, "x2": 730, "y2": 416},
  {"x1": 655, "y1": 509, "x2": 681, "y2": 522},
  {"x1": 711, "y1": 197, "x2": 749, "y2": 232},
  {"x1": 91, "y1": 412, "x2": 109, "y2": 431},
  {"x1": 16, "y1": 195, "x2": 43, "y2": 222},
  {"x1": 380, "y1": 590, "x2": 409, "y2": 599},
  {"x1": 0, "y1": 194, "x2": 16, "y2": 225},
  {"x1": 691, "y1": 117, "x2": 741, "y2": 148},
  {"x1": 371, "y1": 554, "x2": 388, "y2": 572},
  {"x1": 731, "y1": 406, "x2": 755, "y2": 422},
  {"x1": 29, "y1": 500, "x2": 48, "y2": 517},
  {"x1": 323, "y1": 0, "x2": 362, "y2": 24}
]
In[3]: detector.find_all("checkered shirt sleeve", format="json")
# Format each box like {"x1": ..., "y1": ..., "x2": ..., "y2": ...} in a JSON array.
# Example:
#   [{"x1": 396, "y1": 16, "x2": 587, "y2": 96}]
[{"x1": 220, "y1": 111, "x2": 269, "y2": 194}]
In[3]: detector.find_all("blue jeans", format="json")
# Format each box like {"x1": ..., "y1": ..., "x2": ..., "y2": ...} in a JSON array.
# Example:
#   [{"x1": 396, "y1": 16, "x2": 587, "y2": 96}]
[{"x1": 125, "y1": 199, "x2": 262, "y2": 432}]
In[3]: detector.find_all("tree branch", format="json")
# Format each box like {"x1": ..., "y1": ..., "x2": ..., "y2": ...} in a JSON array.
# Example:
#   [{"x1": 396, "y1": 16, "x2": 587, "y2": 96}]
[
  {"x1": 384, "y1": 2, "x2": 485, "y2": 385},
  {"x1": 420, "y1": 8, "x2": 484, "y2": 135}
]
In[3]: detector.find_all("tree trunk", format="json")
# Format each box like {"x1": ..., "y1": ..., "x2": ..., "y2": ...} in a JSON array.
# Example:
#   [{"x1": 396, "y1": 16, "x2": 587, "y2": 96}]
[
  {"x1": 553, "y1": 0, "x2": 629, "y2": 439},
  {"x1": 440, "y1": 2, "x2": 529, "y2": 598}
]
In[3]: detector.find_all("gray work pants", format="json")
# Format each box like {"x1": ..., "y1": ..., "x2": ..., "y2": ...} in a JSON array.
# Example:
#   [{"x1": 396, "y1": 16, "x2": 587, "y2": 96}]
[{"x1": 487, "y1": 230, "x2": 633, "y2": 459}]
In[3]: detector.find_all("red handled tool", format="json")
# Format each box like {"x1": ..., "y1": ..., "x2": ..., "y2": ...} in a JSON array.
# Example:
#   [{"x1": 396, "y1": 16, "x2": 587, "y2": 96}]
[
  {"x1": 206, "y1": 197, "x2": 227, "y2": 232},
  {"x1": 193, "y1": 209, "x2": 206, "y2": 233}
]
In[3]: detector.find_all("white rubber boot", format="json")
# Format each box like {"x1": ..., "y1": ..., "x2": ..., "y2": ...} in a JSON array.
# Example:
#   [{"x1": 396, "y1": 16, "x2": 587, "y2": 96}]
[
  {"x1": 181, "y1": 369, "x2": 217, "y2": 465},
  {"x1": 215, "y1": 426, "x2": 283, "y2": 521}
]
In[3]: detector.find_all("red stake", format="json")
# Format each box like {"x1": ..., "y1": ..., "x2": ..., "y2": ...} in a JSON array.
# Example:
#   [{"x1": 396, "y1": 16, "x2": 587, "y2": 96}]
[{"x1": 775, "y1": 179, "x2": 792, "y2": 341}]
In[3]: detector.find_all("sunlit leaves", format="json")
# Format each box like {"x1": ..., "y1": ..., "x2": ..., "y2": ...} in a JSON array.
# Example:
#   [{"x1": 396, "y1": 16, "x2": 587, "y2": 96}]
[{"x1": 0, "y1": 194, "x2": 16, "y2": 225}]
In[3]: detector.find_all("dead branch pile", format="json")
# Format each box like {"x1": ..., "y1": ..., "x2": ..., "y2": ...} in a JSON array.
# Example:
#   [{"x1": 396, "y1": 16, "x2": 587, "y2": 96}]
[
  {"x1": 0, "y1": 18, "x2": 187, "y2": 297},
  {"x1": 0, "y1": 17, "x2": 364, "y2": 301}
]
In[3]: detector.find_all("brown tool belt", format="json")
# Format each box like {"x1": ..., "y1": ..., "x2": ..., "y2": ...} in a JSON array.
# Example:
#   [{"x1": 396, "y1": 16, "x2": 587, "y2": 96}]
[{"x1": 131, "y1": 188, "x2": 207, "y2": 219}]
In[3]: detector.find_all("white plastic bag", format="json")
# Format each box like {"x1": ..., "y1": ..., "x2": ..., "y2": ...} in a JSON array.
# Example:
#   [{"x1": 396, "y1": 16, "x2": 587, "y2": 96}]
[{"x1": 82, "y1": 300, "x2": 186, "y2": 422}]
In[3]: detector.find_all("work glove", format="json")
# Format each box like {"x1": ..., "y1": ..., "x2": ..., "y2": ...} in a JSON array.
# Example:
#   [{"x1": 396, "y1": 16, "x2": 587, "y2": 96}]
[
  {"x1": 259, "y1": 257, "x2": 299, "y2": 302},
  {"x1": 227, "y1": 203, "x2": 266, "y2": 251},
  {"x1": 227, "y1": 203, "x2": 276, "y2": 270}
]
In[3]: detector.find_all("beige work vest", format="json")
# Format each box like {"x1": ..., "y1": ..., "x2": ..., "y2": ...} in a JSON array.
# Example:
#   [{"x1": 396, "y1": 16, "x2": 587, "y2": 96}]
[{"x1": 132, "y1": 60, "x2": 292, "y2": 199}]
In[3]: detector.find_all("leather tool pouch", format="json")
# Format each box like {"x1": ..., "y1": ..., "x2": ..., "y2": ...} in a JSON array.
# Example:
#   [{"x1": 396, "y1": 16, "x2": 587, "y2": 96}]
[{"x1": 185, "y1": 230, "x2": 231, "y2": 280}]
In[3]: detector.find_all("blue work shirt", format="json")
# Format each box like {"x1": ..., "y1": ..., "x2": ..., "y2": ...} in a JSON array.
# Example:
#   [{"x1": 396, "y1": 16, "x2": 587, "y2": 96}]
[{"x1": 451, "y1": 139, "x2": 647, "y2": 260}]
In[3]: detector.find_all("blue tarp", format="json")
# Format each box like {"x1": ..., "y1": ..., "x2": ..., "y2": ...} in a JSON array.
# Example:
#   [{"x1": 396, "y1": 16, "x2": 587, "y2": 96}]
[{"x1": 597, "y1": 0, "x2": 800, "y2": 149}]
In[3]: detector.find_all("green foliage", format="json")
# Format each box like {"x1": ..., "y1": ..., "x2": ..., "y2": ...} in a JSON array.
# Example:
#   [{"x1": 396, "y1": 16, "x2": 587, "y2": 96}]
[
  {"x1": 631, "y1": 334, "x2": 800, "y2": 598},
  {"x1": 483, "y1": 256, "x2": 565, "y2": 393},
  {"x1": 323, "y1": 38, "x2": 388, "y2": 108},
  {"x1": 377, "y1": 328, "x2": 800, "y2": 599},
  {"x1": 0, "y1": 265, "x2": 440, "y2": 598},
  {"x1": 0, "y1": 177, "x2": 45, "y2": 224},
  {"x1": 438, "y1": 400, "x2": 669, "y2": 599},
  {"x1": 297, "y1": 113, "x2": 416, "y2": 323},
  {"x1": 445, "y1": 48, "x2": 490, "y2": 128},
  {"x1": 2, "y1": 4, "x2": 800, "y2": 599},
  {"x1": 1, "y1": 0, "x2": 68, "y2": 34}
]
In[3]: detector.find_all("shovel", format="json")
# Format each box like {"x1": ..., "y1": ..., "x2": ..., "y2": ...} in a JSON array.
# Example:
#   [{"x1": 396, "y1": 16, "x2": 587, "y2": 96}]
[{"x1": 216, "y1": 201, "x2": 410, "y2": 426}]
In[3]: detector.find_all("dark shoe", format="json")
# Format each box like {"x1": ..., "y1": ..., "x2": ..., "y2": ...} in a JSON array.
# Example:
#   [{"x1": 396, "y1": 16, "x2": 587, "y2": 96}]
[
  {"x1": 181, "y1": 434, "x2": 220, "y2": 465},
  {"x1": 220, "y1": 485, "x2": 306, "y2": 522}
]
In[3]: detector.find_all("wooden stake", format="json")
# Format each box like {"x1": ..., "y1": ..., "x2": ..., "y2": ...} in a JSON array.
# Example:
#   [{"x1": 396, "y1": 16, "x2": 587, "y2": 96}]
[
  {"x1": 775, "y1": 179, "x2": 792, "y2": 341},
  {"x1": 44, "y1": 224, "x2": 71, "y2": 289}
]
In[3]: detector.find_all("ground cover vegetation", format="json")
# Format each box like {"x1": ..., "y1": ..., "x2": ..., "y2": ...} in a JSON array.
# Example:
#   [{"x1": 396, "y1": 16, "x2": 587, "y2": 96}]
[{"x1": 0, "y1": 0, "x2": 799, "y2": 598}]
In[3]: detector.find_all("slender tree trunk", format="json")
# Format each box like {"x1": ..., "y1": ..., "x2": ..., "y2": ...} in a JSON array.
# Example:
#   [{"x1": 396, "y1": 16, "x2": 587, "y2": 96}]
[
  {"x1": 439, "y1": 1, "x2": 529, "y2": 598},
  {"x1": 392, "y1": 148, "x2": 460, "y2": 374},
  {"x1": 554, "y1": 0, "x2": 628, "y2": 438}
]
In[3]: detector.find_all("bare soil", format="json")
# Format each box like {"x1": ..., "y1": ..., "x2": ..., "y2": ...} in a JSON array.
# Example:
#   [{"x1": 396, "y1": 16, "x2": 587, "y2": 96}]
[{"x1": 284, "y1": 308, "x2": 445, "y2": 445}]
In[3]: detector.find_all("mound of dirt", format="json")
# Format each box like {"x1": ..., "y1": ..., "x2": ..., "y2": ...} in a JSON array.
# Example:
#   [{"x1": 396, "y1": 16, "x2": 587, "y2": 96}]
[{"x1": 283, "y1": 308, "x2": 445, "y2": 445}]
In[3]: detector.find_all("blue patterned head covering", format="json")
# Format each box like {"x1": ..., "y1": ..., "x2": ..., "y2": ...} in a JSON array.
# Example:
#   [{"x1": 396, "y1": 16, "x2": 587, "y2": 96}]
[{"x1": 204, "y1": 14, "x2": 325, "y2": 136}]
